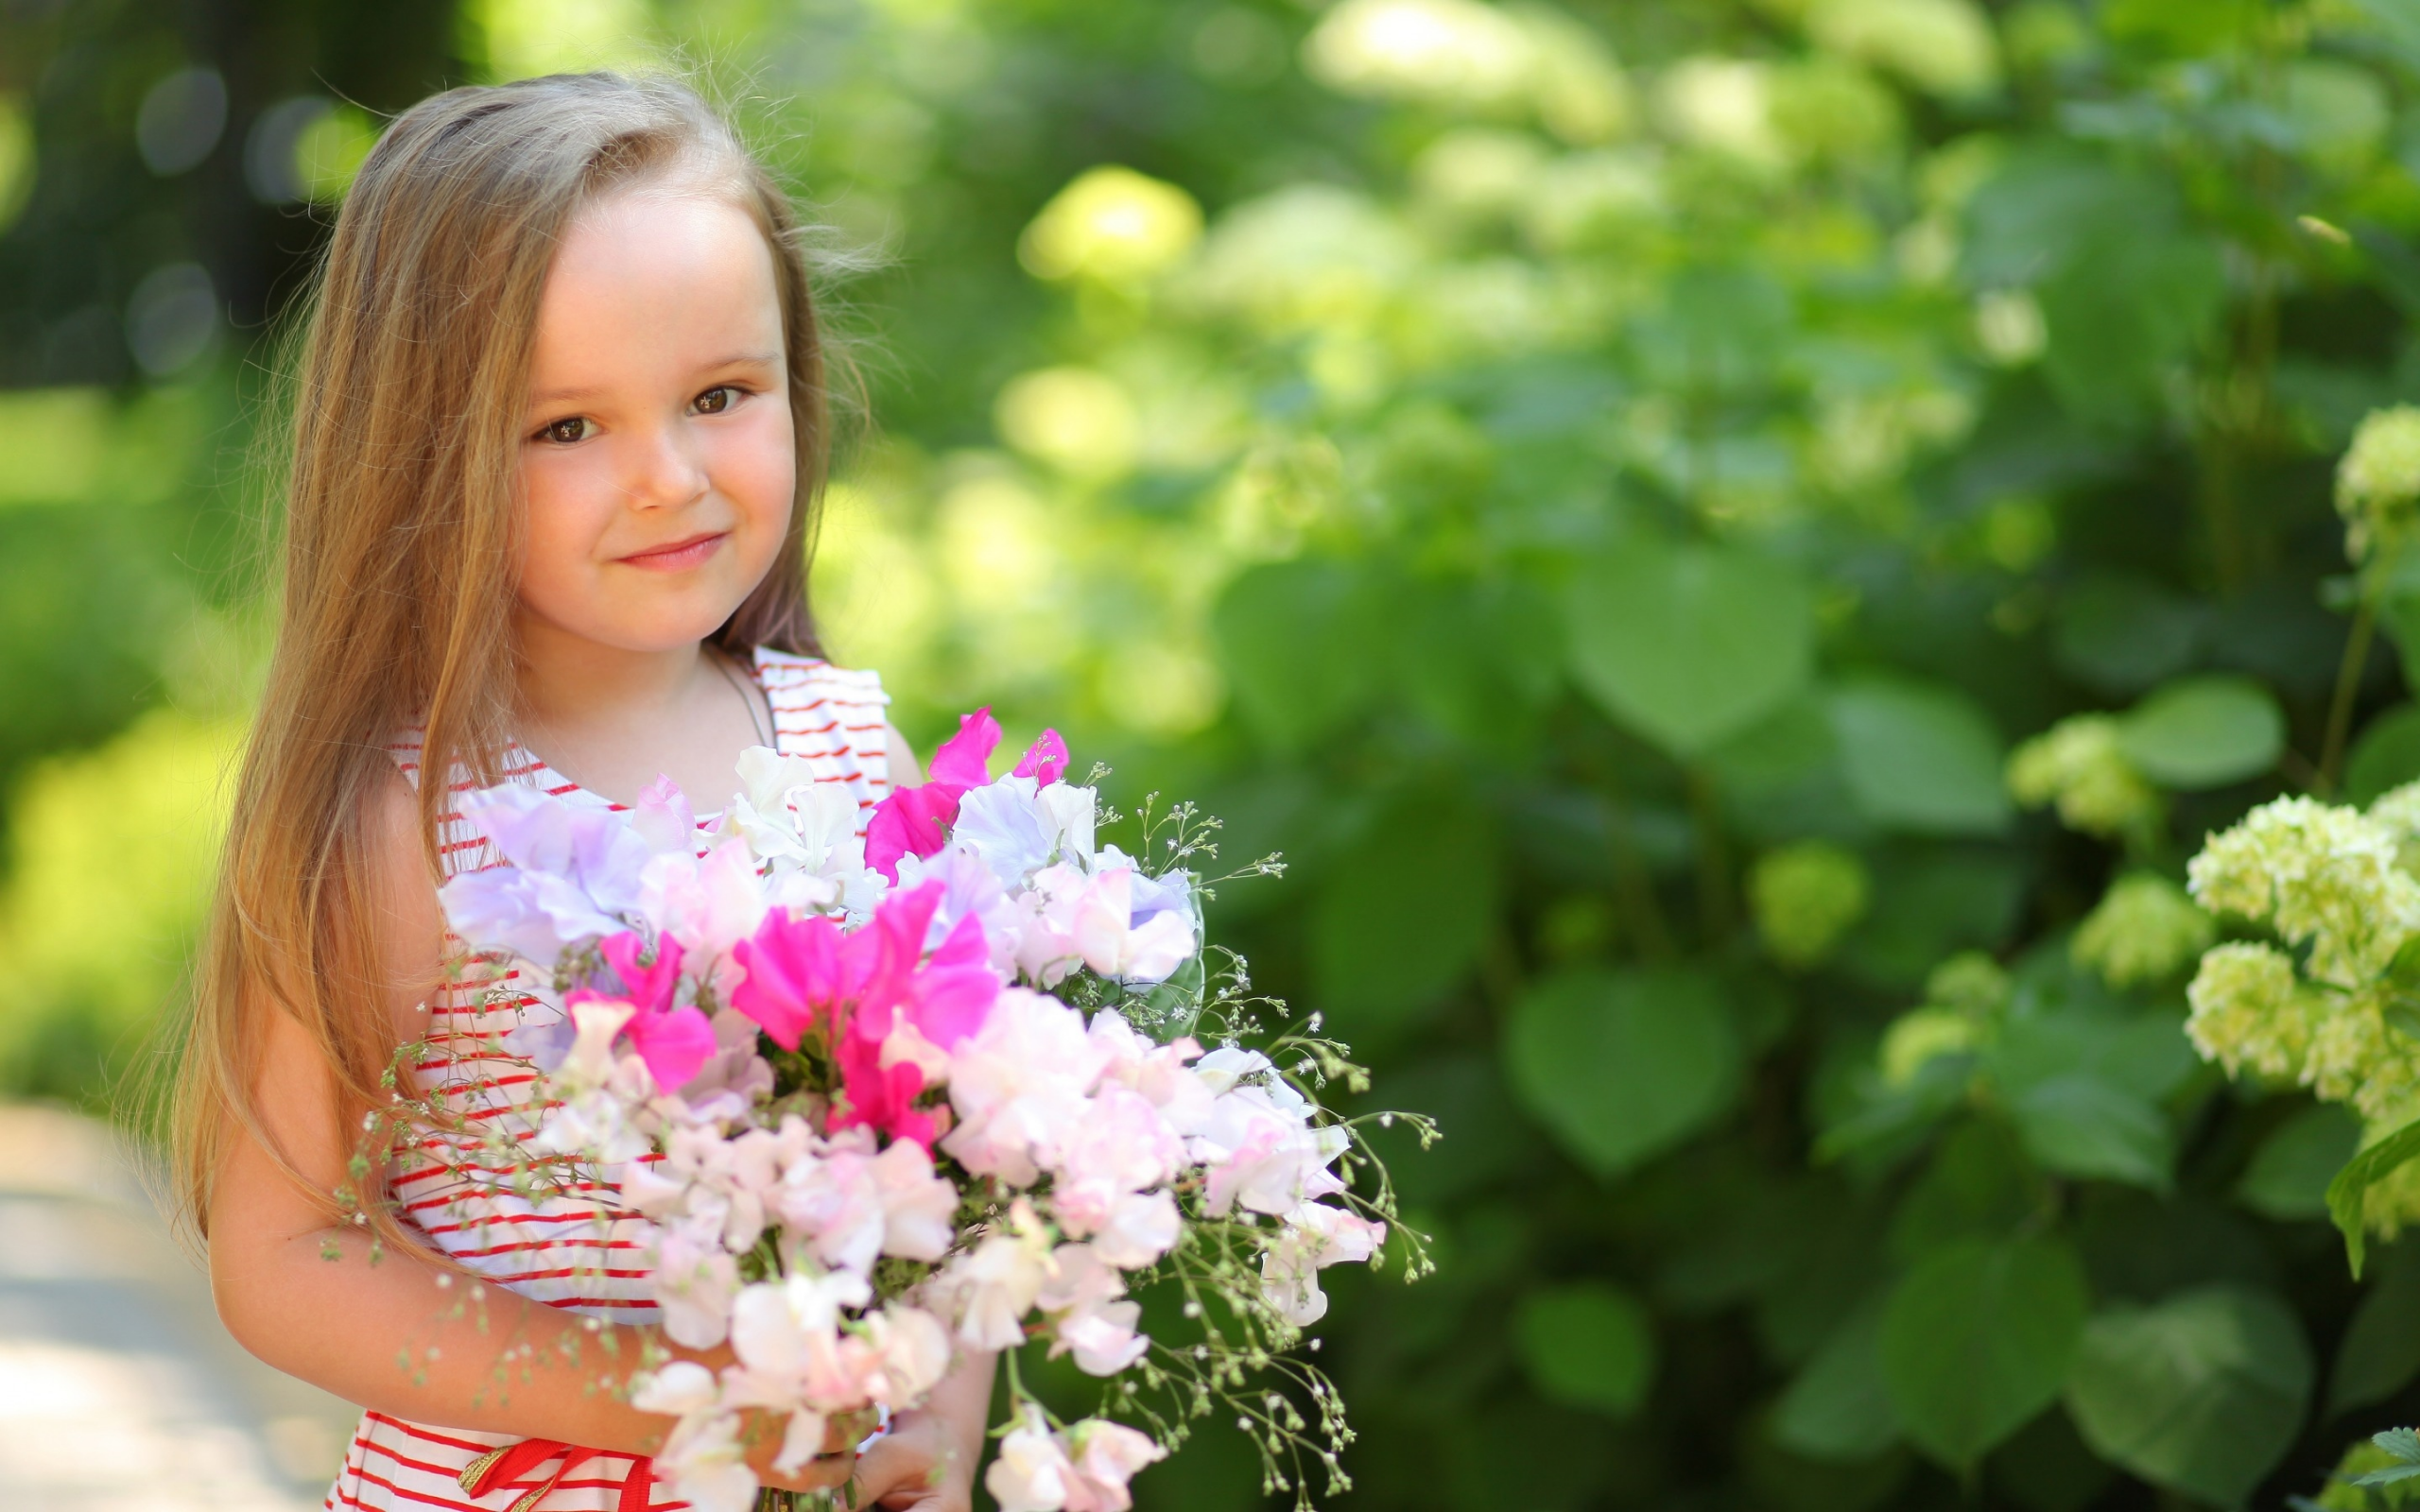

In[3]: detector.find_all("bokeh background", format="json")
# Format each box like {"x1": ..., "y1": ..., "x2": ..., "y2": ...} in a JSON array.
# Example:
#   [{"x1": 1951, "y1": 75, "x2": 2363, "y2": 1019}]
[{"x1": 15, "y1": 0, "x2": 2420, "y2": 1507}]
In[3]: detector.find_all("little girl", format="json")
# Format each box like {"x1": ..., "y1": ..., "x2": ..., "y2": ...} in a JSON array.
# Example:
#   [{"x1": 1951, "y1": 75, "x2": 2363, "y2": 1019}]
[{"x1": 177, "y1": 74, "x2": 994, "y2": 1510}]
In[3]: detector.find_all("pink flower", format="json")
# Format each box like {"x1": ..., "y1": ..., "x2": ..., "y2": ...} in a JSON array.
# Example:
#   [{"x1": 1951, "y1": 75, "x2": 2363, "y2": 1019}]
[
  {"x1": 732, "y1": 885, "x2": 1002, "y2": 1145},
  {"x1": 1064, "y1": 1419, "x2": 1165, "y2": 1512},
  {"x1": 564, "y1": 933, "x2": 717, "y2": 1093},
  {"x1": 1012, "y1": 730, "x2": 1069, "y2": 785},
  {"x1": 866, "y1": 709, "x2": 1002, "y2": 882}
]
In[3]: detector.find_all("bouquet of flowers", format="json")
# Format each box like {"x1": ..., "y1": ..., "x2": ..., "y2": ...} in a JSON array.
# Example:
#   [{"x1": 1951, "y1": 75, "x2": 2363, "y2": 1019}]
[{"x1": 403, "y1": 710, "x2": 1426, "y2": 1512}]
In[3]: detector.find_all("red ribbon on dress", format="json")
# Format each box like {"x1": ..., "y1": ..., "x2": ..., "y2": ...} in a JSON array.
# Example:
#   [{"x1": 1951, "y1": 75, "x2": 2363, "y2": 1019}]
[{"x1": 458, "y1": 1438, "x2": 654, "y2": 1512}]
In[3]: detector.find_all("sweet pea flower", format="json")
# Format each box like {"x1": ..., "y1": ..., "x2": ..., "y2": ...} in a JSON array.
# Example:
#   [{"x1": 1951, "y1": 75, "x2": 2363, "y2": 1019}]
[
  {"x1": 1194, "y1": 1083, "x2": 1349, "y2": 1220},
  {"x1": 1257, "y1": 1202, "x2": 1388, "y2": 1327},
  {"x1": 942, "y1": 989, "x2": 1110, "y2": 1187},
  {"x1": 1013, "y1": 730, "x2": 1070, "y2": 785},
  {"x1": 1063, "y1": 1419, "x2": 1166, "y2": 1512},
  {"x1": 566, "y1": 933, "x2": 718, "y2": 1094},
  {"x1": 867, "y1": 709, "x2": 1002, "y2": 882},
  {"x1": 440, "y1": 785, "x2": 653, "y2": 958},
  {"x1": 939, "y1": 1203, "x2": 1054, "y2": 1350},
  {"x1": 1039, "y1": 1245, "x2": 1149, "y2": 1377},
  {"x1": 654, "y1": 1217, "x2": 742, "y2": 1349},
  {"x1": 734, "y1": 883, "x2": 1001, "y2": 1146},
  {"x1": 1085, "y1": 1189, "x2": 1182, "y2": 1269},
  {"x1": 953, "y1": 775, "x2": 1099, "y2": 887},
  {"x1": 638, "y1": 839, "x2": 772, "y2": 1001},
  {"x1": 986, "y1": 1406, "x2": 1077, "y2": 1512},
  {"x1": 1049, "y1": 1086, "x2": 1185, "y2": 1241},
  {"x1": 651, "y1": 1405, "x2": 756, "y2": 1512}
]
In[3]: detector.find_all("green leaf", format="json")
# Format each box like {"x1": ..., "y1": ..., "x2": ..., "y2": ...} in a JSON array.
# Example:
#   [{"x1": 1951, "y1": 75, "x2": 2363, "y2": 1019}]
[
  {"x1": 1212, "y1": 559, "x2": 1383, "y2": 753},
  {"x1": 2052, "y1": 574, "x2": 2205, "y2": 696},
  {"x1": 1512, "y1": 1282, "x2": 1657, "y2": 1418},
  {"x1": 2329, "y1": 1120, "x2": 2420, "y2": 1279},
  {"x1": 2330, "y1": 1246, "x2": 2420, "y2": 1416},
  {"x1": 1393, "y1": 575, "x2": 1559, "y2": 747},
  {"x1": 2116, "y1": 675, "x2": 2285, "y2": 789},
  {"x1": 1564, "y1": 536, "x2": 1814, "y2": 759},
  {"x1": 2238, "y1": 1104, "x2": 2363, "y2": 1222},
  {"x1": 2006, "y1": 1076, "x2": 2174, "y2": 1190},
  {"x1": 1504, "y1": 966, "x2": 1743, "y2": 1177},
  {"x1": 2348, "y1": 704, "x2": 2420, "y2": 806},
  {"x1": 1990, "y1": 1011, "x2": 2192, "y2": 1190},
  {"x1": 1878, "y1": 1236, "x2": 2091, "y2": 1469},
  {"x1": 2377, "y1": 1426, "x2": 2420, "y2": 1465},
  {"x1": 1826, "y1": 679, "x2": 2013, "y2": 837},
  {"x1": 2064, "y1": 1286, "x2": 2314, "y2": 1507},
  {"x1": 1774, "y1": 1292, "x2": 1903, "y2": 1461},
  {"x1": 2037, "y1": 227, "x2": 2226, "y2": 426},
  {"x1": 1309, "y1": 792, "x2": 1498, "y2": 1057}
]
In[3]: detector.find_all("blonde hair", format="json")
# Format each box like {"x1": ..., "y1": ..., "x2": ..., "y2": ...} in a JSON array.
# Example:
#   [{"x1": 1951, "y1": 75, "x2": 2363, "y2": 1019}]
[{"x1": 171, "y1": 72, "x2": 837, "y2": 1249}]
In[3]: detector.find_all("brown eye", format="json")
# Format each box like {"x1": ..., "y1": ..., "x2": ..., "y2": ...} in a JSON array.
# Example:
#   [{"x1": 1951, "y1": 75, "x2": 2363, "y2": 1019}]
[
  {"x1": 539, "y1": 417, "x2": 591, "y2": 444},
  {"x1": 696, "y1": 386, "x2": 735, "y2": 415}
]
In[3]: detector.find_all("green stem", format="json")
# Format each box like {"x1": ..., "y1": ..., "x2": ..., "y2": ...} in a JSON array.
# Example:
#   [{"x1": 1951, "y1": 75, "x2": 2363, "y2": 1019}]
[
  {"x1": 1595, "y1": 763, "x2": 1676, "y2": 961},
  {"x1": 2320, "y1": 595, "x2": 2377, "y2": 797},
  {"x1": 1685, "y1": 766, "x2": 1734, "y2": 941}
]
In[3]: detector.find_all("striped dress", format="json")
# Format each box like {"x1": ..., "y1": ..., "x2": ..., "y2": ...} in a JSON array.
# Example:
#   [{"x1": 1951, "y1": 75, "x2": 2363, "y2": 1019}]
[{"x1": 327, "y1": 648, "x2": 891, "y2": 1512}]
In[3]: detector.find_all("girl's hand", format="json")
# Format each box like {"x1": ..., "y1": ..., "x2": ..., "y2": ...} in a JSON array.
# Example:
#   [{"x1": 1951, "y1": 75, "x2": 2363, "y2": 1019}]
[
  {"x1": 746, "y1": 1407, "x2": 874, "y2": 1494},
  {"x1": 852, "y1": 1409, "x2": 967, "y2": 1512},
  {"x1": 853, "y1": 1350, "x2": 998, "y2": 1512}
]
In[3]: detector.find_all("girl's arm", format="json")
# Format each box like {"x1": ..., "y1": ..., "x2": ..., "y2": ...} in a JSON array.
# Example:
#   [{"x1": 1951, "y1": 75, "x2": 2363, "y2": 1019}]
[{"x1": 205, "y1": 768, "x2": 847, "y2": 1487}]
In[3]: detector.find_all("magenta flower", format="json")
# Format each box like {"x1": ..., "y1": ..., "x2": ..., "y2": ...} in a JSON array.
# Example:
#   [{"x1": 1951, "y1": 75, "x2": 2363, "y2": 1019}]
[
  {"x1": 730, "y1": 883, "x2": 1002, "y2": 1144},
  {"x1": 564, "y1": 931, "x2": 715, "y2": 1093},
  {"x1": 865, "y1": 709, "x2": 1002, "y2": 882},
  {"x1": 1012, "y1": 730, "x2": 1069, "y2": 786}
]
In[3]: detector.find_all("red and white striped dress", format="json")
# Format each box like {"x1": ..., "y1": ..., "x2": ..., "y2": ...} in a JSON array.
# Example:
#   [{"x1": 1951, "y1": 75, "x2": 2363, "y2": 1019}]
[{"x1": 327, "y1": 648, "x2": 890, "y2": 1512}]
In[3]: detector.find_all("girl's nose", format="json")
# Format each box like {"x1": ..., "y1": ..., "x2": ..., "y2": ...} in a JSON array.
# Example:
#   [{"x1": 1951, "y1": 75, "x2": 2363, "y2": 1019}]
[{"x1": 624, "y1": 419, "x2": 709, "y2": 510}]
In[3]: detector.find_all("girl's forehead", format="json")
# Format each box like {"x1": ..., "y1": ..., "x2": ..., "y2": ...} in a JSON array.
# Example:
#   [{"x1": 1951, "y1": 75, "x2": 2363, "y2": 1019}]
[{"x1": 530, "y1": 190, "x2": 783, "y2": 373}]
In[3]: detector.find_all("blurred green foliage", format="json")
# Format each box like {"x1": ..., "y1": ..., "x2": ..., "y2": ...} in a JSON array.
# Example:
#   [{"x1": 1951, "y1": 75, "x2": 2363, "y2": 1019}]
[{"x1": 25, "y1": 0, "x2": 2420, "y2": 1505}]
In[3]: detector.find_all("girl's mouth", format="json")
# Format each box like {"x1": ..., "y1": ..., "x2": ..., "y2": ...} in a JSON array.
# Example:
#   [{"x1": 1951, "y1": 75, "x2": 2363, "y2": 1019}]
[{"x1": 617, "y1": 530, "x2": 729, "y2": 572}]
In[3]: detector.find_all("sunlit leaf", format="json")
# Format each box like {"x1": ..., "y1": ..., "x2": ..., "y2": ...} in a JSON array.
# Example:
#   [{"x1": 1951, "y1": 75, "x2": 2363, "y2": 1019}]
[
  {"x1": 2116, "y1": 675, "x2": 2283, "y2": 789},
  {"x1": 1564, "y1": 536, "x2": 1814, "y2": 760}
]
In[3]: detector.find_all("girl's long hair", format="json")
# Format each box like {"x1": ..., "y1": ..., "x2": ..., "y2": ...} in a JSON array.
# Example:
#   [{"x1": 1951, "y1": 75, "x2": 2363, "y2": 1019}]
[{"x1": 171, "y1": 72, "x2": 835, "y2": 1251}]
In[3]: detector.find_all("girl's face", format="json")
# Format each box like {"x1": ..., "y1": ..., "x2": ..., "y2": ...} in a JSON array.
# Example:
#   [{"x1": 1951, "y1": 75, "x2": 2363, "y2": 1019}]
[{"x1": 514, "y1": 188, "x2": 794, "y2": 655}]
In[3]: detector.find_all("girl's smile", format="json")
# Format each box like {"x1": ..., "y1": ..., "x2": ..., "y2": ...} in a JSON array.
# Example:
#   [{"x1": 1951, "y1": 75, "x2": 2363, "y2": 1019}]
[
  {"x1": 617, "y1": 528, "x2": 732, "y2": 572},
  {"x1": 512, "y1": 189, "x2": 795, "y2": 657}
]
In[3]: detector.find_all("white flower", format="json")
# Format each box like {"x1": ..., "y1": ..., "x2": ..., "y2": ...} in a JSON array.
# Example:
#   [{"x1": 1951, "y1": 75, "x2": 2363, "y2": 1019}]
[
  {"x1": 870, "y1": 1138, "x2": 959, "y2": 1263},
  {"x1": 722, "y1": 1268, "x2": 876, "y2": 1416},
  {"x1": 942, "y1": 990, "x2": 1110, "y2": 1187},
  {"x1": 955, "y1": 777, "x2": 1099, "y2": 885},
  {"x1": 1193, "y1": 1084, "x2": 1348, "y2": 1219},
  {"x1": 986, "y1": 1406, "x2": 1077, "y2": 1512},
  {"x1": 657, "y1": 1409, "x2": 757, "y2": 1512},
  {"x1": 1086, "y1": 1189, "x2": 1181, "y2": 1269},
  {"x1": 1063, "y1": 1418, "x2": 1165, "y2": 1512},
  {"x1": 1257, "y1": 1202, "x2": 1388, "y2": 1327},
  {"x1": 859, "y1": 1303, "x2": 953, "y2": 1407},
  {"x1": 938, "y1": 1207, "x2": 1054, "y2": 1350},
  {"x1": 655, "y1": 1220, "x2": 741, "y2": 1349},
  {"x1": 631, "y1": 1359, "x2": 719, "y2": 1416},
  {"x1": 639, "y1": 838, "x2": 771, "y2": 1001}
]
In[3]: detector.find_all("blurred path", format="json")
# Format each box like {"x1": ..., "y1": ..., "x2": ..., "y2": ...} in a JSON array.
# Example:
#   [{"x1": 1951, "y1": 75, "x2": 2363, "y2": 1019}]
[{"x1": 0, "y1": 1104, "x2": 360, "y2": 1511}]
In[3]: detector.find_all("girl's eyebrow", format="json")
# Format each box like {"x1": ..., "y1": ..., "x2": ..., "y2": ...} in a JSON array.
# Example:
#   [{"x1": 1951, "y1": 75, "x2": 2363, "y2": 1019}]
[{"x1": 527, "y1": 352, "x2": 783, "y2": 408}]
